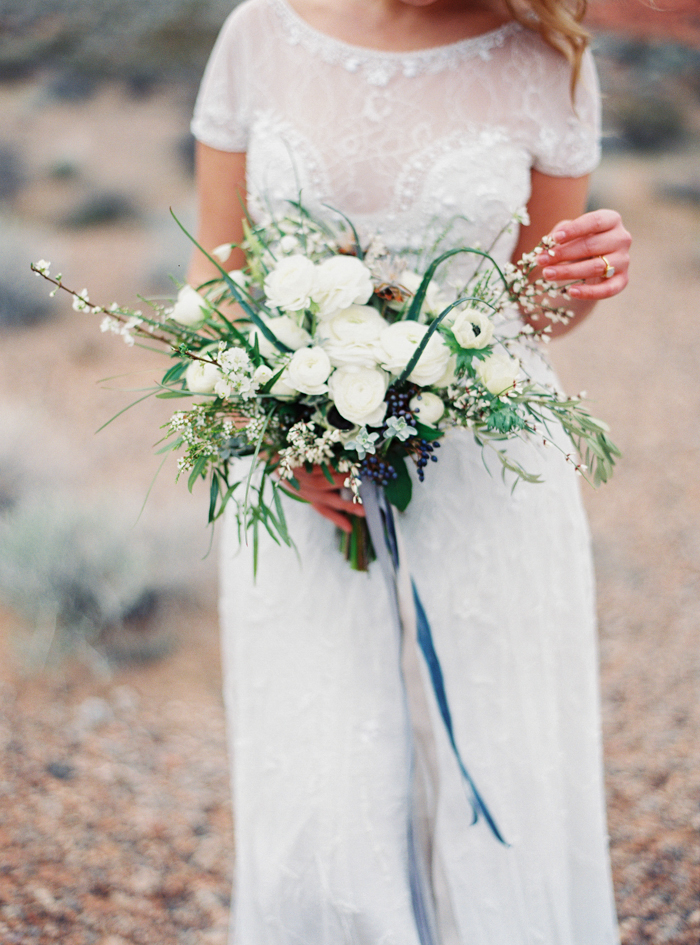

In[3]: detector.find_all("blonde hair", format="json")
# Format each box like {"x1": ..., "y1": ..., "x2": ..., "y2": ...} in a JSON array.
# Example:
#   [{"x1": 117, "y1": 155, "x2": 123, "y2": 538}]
[{"x1": 503, "y1": 1, "x2": 590, "y2": 93}]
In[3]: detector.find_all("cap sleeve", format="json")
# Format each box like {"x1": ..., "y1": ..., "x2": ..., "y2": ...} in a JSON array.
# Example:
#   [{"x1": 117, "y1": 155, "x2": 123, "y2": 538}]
[
  {"x1": 531, "y1": 46, "x2": 601, "y2": 177},
  {"x1": 190, "y1": 6, "x2": 250, "y2": 152}
]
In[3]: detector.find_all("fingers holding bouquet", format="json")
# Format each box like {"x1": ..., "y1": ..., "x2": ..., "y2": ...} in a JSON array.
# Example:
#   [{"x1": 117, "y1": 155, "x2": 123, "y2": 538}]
[
  {"x1": 280, "y1": 466, "x2": 365, "y2": 534},
  {"x1": 536, "y1": 209, "x2": 631, "y2": 301}
]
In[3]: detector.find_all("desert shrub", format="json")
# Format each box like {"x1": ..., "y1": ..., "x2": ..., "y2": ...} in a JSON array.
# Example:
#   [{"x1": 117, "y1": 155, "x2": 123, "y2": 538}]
[
  {"x1": 0, "y1": 145, "x2": 24, "y2": 200},
  {"x1": 60, "y1": 191, "x2": 139, "y2": 227},
  {"x1": 613, "y1": 92, "x2": 687, "y2": 152},
  {"x1": 0, "y1": 499, "x2": 175, "y2": 669}
]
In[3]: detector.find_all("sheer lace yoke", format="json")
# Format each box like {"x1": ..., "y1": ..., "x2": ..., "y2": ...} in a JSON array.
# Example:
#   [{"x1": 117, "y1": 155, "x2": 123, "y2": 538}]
[{"x1": 191, "y1": 0, "x2": 601, "y2": 277}]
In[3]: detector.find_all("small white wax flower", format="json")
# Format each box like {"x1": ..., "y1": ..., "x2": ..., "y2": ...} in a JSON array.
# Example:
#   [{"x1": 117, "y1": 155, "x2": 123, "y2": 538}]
[
  {"x1": 450, "y1": 308, "x2": 494, "y2": 350},
  {"x1": 34, "y1": 260, "x2": 51, "y2": 277},
  {"x1": 329, "y1": 365, "x2": 388, "y2": 426},
  {"x1": 279, "y1": 235, "x2": 298, "y2": 254},
  {"x1": 212, "y1": 243, "x2": 233, "y2": 264},
  {"x1": 250, "y1": 316, "x2": 311, "y2": 359},
  {"x1": 311, "y1": 255, "x2": 374, "y2": 318},
  {"x1": 72, "y1": 290, "x2": 90, "y2": 312},
  {"x1": 409, "y1": 391, "x2": 445, "y2": 425},
  {"x1": 475, "y1": 351, "x2": 520, "y2": 396},
  {"x1": 170, "y1": 285, "x2": 208, "y2": 327},
  {"x1": 185, "y1": 359, "x2": 223, "y2": 394},
  {"x1": 378, "y1": 321, "x2": 451, "y2": 387},
  {"x1": 264, "y1": 255, "x2": 316, "y2": 313},
  {"x1": 513, "y1": 206, "x2": 531, "y2": 226},
  {"x1": 286, "y1": 346, "x2": 332, "y2": 395}
]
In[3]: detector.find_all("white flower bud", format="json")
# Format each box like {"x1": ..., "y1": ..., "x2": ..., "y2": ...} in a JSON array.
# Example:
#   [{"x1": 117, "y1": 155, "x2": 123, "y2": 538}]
[{"x1": 409, "y1": 391, "x2": 445, "y2": 425}]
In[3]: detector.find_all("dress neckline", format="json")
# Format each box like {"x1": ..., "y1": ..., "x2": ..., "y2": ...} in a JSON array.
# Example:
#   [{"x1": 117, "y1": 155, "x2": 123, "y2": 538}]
[{"x1": 269, "y1": 0, "x2": 522, "y2": 76}]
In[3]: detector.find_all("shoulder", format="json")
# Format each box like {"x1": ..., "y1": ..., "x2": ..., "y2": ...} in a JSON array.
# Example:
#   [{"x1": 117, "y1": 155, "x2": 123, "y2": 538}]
[
  {"x1": 504, "y1": 26, "x2": 599, "y2": 110},
  {"x1": 215, "y1": 0, "x2": 274, "y2": 45}
]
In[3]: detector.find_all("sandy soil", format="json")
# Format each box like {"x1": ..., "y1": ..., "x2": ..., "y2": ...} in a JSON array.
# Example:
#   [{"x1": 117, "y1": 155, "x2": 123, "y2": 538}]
[{"x1": 0, "y1": 68, "x2": 699, "y2": 945}]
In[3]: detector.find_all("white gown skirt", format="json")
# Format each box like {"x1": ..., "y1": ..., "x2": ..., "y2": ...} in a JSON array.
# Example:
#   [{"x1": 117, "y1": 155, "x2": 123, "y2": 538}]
[{"x1": 219, "y1": 398, "x2": 620, "y2": 945}]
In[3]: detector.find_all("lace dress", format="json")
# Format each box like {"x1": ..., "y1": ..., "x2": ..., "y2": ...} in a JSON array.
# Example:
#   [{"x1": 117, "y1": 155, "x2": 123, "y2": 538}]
[{"x1": 191, "y1": 2, "x2": 620, "y2": 942}]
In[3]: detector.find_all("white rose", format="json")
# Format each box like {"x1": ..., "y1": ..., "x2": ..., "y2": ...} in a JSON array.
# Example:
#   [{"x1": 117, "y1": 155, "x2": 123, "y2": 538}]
[
  {"x1": 390, "y1": 270, "x2": 450, "y2": 316},
  {"x1": 311, "y1": 255, "x2": 374, "y2": 317},
  {"x1": 250, "y1": 316, "x2": 312, "y2": 359},
  {"x1": 329, "y1": 365, "x2": 388, "y2": 426},
  {"x1": 264, "y1": 255, "x2": 317, "y2": 312},
  {"x1": 409, "y1": 391, "x2": 445, "y2": 425},
  {"x1": 378, "y1": 321, "x2": 451, "y2": 387},
  {"x1": 317, "y1": 304, "x2": 388, "y2": 367},
  {"x1": 286, "y1": 346, "x2": 332, "y2": 395},
  {"x1": 170, "y1": 285, "x2": 208, "y2": 327},
  {"x1": 451, "y1": 308, "x2": 494, "y2": 349},
  {"x1": 185, "y1": 358, "x2": 223, "y2": 394},
  {"x1": 475, "y1": 351, "x2": 520, "y2": 396}
]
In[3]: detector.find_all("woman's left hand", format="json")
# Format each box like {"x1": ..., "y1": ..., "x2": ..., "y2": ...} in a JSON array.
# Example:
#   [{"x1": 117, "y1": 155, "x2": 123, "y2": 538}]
[{"x1": 536, "y1": 209, "x2": 631, "y2": 301}]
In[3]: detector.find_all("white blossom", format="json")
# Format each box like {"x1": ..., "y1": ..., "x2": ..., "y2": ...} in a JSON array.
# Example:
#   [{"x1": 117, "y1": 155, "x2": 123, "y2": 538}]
[
  {"x1": 329, "y1": 364, "x2": 388, "y2": 427},
  {"x1": 311, "y1": 255, "x2": 374, "y2": 318},
  {"x1": 409, "y1": 391, "x2": 445, "y2": 425}
]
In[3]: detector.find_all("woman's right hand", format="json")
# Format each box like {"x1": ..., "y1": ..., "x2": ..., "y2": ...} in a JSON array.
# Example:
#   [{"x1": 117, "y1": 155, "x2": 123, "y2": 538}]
[{"x1": 280, "y1": 466, "x2": 365, "y2": 533}]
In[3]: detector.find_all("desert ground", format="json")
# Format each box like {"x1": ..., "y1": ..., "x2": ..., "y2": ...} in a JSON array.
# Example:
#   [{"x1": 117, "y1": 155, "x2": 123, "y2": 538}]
[{"x1": 0, "y1": 7, "x2": 699, "y2": 945}]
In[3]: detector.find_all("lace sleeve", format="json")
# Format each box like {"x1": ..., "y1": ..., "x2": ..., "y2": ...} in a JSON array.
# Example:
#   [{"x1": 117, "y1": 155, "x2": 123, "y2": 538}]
[
  {"x1": 190, "y1": 6, "x2": 250, "y2": 152},
  {"x1": 530, "y1": 46, "x2": 601, "y2": 178}
]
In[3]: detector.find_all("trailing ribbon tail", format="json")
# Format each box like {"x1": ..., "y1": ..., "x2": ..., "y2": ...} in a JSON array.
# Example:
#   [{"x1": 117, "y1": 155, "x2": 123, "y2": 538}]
[
  {"x1": 411, "y1": 579, "x2": 508, "y2": 846},
  {"x1": 361, "y1": 480, "x2": 508, "y2": 847}
]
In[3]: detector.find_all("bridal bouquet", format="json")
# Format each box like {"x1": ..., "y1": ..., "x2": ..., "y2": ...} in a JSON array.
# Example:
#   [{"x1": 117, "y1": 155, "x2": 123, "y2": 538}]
[{"x1": 33, "y1": 204, "x2": 619, "y2": 570}]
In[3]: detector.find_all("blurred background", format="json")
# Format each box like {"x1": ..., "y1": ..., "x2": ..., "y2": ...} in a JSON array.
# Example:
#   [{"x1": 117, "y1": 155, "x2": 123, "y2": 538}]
[{"x1": 0, "y1": 1, "x2": 698, "y2": 943}]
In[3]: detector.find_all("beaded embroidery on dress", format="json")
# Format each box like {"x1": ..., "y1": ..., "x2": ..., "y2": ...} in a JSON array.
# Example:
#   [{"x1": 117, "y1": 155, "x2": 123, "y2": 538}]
[{"x1": 191, "y1": 1, "x2": 619, "y2": 943}]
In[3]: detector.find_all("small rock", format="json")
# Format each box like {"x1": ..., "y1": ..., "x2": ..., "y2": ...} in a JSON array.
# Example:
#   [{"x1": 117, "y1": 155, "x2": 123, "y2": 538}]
[{"x1": 45, "y1": 760, "x2": 75, "y2": 781}]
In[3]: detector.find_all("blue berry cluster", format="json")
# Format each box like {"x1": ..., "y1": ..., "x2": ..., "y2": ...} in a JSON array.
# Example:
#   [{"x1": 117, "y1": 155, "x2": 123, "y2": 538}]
[
  {"x1": 385, "y1": 384, "x2": 415, "y2": 422},
  {"x1": 415, "y1": 438, "x2": 440, "y2": 482},
  {"x1": 360, "y1": 455, "x2": 399, "y2": 486}
]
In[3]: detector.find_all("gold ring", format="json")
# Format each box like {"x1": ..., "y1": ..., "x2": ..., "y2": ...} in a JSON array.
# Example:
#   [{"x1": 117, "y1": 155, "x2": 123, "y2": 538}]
[{"x1": 600, "y1": 255, "x2": 615, "y2": 279}]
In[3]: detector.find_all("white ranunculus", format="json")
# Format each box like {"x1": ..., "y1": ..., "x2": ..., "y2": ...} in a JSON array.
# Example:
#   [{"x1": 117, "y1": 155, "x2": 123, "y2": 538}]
[
  {"x1": 170, "y1": 285, "x2": 208, "y2": 327},
  {"x1": 250, "y1": 316, "x2": 312, "y2": 359},
  {"x1": 390, "y1": 270, "x2": 450, "y2": 316},
  {"x1": 378, "y1": 321, "x2": 451, "y2": 387},
  {"x1": 185, "y1": 358, "x2": 223, "y2": 394},
  {"x1": 264, "y1": 255, "x2": 317, "y2": 313},
  {"x1": 317, "y1": 304, "x2": 388, "y2": 367},
  {"x1": 311, "y1": 255, "x2": 374, "y2": 318},
  {"x1": 475, "y1": 351, "x2": 520, "y2": 396},
  {"x1": 409, "y1": 391, "x2": 445, "y2": 425},
  {"x1": 450, "y1": 308, "x2": 494, "y2": 350},
  {"x1": 270, "y1": 371, "x2": 299, "y2": 400},
  {"x1": 286, "y1": 346, "x2": 332, "y2": 395},
  {"x1": 434, "y1": 354, "x2": 457, "y2": 389},
  {"x1": 329, "y1": 365, "x2": 388, "y2": 426}
]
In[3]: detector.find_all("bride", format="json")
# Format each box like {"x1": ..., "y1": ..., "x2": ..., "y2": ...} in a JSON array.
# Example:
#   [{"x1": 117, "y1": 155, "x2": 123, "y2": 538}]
[{"x1": 188, "y1": 0, "x2": 631, "y2": 942}]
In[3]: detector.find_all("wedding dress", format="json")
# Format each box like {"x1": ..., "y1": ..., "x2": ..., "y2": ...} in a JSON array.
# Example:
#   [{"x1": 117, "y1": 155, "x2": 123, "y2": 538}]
[{"x1": 191, "y1": 1, "x2": 620, "y2": 942}]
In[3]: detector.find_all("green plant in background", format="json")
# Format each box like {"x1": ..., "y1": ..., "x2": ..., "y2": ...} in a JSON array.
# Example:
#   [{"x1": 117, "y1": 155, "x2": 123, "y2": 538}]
[{"x1": 0, "y1": 499, "x2": 172, "y2": 670}]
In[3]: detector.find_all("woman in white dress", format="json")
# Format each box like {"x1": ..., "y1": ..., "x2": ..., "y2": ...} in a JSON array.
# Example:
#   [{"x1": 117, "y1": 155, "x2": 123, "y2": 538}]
[{"x1": 188, "y1": 1, "x2": 632, "y2": 942}]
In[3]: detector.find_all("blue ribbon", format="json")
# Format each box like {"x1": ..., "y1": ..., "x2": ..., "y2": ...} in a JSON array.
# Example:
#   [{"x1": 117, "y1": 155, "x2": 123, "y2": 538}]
[{"x1": 361, "y1": 482, "x2": 507, "y2": 847}]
